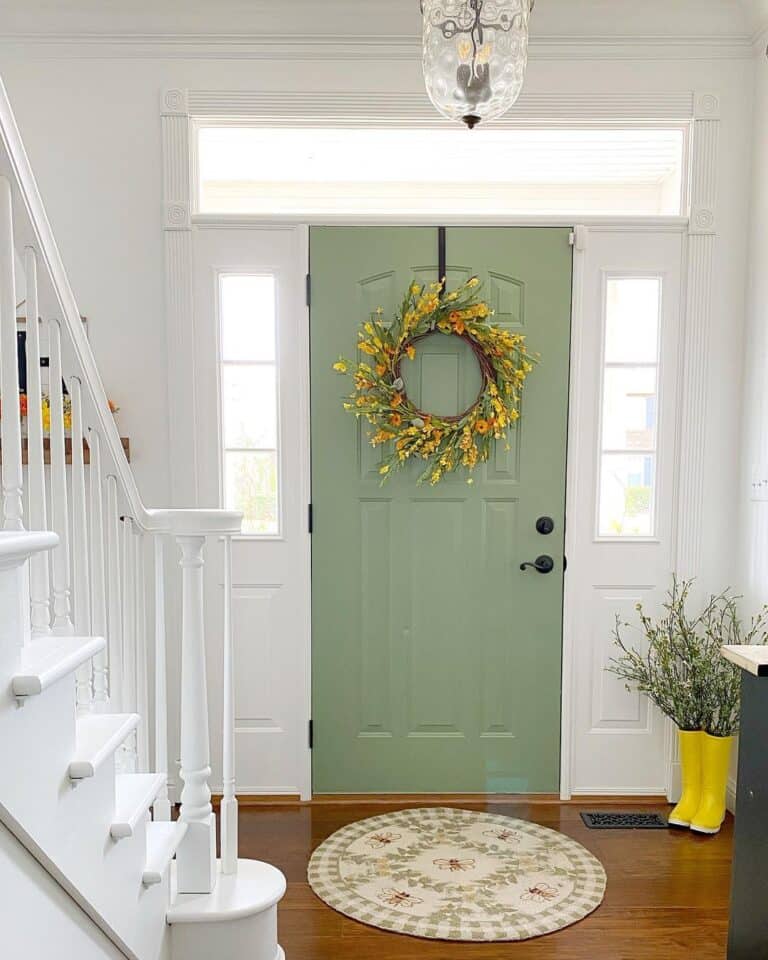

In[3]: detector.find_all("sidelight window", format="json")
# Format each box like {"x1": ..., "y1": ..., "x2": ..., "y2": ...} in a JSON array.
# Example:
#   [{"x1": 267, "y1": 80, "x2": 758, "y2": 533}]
[
  {"x1": 597, "y1": 276, "x2": 662, "y2": 538},
  {"x1": 218, "y1": 274, "x2": 280, "y2": 536}
]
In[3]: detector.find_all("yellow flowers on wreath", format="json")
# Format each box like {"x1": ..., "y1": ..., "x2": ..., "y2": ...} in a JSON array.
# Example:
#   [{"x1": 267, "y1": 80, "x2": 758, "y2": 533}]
[{"x1": 333, "y1": 277, "x2": 538, "y2": 485}]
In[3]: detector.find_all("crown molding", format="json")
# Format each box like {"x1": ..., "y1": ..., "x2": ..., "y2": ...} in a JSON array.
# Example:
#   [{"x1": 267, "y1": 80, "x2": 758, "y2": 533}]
[{"x1": 0, "y1": 31, "x2": 757, "y2": 61}]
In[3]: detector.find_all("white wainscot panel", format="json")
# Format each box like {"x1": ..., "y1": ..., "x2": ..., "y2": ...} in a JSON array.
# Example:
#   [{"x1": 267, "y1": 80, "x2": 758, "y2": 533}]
[
  {"x1": 589, "y1": 587, "x2": 655, "y2": 734},
  {"x1": 231, "y1": 584, "x2": 302, "y2": 795},
  {"x1": 233, "y1": 586, "x2": 283, "y2": 734}
]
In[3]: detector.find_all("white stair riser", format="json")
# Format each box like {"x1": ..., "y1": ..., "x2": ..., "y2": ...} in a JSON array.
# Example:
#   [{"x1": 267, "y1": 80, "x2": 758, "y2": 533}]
[
  {"x1": 171, "y1": 905, "x2": 280, "y2": 960},
  {"x1": 0, "y1": 680, "x2": 77, "y2": 821},
  {"x1": 0, "y1": 676, "x2": 171, "y2": 960}
]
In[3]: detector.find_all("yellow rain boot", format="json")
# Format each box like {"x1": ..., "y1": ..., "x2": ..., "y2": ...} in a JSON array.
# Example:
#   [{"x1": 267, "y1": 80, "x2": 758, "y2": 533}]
[
  {"x1": 690, "y1": 733, "x2": 734, "y2": 835},
  {"x1": 668, "y1": 730, "x2": 704, "y2": 828}
]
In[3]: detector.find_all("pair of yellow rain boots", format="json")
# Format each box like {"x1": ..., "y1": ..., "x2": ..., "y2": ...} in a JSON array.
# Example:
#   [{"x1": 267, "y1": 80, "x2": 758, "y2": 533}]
[{"x1": 669, "y1": 730, "x2": 733, "y2": 835}]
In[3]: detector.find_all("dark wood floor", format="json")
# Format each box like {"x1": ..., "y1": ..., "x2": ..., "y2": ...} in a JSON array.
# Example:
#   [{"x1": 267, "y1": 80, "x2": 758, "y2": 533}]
[{"x1": 236, "y1": 800, "x2": 733, "y2": 959}]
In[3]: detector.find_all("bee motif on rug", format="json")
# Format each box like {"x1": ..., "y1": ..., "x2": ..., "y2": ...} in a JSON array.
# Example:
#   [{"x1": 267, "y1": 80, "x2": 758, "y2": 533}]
[
  {"x1": 483, "y1": 829, "x2": 522, "y2": 844},
  {"x1": 432, "y1": 858, "x2": 477, "y2": 873},
  {"x1": 380, "y1": 889, "x2": 424, "y2": 908},
  {"x1": 364, "y1": 832, "x2": 402, "y2": 849},
  {"x1": 521, "y1": 883, "x2": 559, "y2": 903}
]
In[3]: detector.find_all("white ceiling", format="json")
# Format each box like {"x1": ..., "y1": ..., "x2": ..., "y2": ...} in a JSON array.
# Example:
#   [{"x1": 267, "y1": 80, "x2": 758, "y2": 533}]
[{"x1": 0, "y1": 0, "x2": 762, "y2": 40}]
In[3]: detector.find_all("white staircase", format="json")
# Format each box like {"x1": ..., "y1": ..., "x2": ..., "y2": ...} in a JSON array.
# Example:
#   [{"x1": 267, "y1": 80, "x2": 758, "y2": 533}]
[{"x1": 0, "y1": 76, "x2": 285, "y2": 960}]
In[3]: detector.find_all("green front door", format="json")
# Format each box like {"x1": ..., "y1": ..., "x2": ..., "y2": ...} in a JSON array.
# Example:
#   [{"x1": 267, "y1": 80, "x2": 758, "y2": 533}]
[{"x1": 311, "y1": 227, "x2": 573, "y2": 794}]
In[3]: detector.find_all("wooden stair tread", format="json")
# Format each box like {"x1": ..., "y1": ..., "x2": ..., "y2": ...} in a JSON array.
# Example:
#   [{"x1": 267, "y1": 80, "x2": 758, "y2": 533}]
[
  {"x1": 168, "y1": 858, "x2": 286, "y2": 923},
  {"x1": 111, "y1": 773, "x2": 166, "y2": 840},
  {"x1": 69, "y1": 713, "x2": 140, "y2": 780},
  {"x1": 143, "y1": 821, "x2": 188, "y2": 887},
  {"x1": 13, "y1": 635, "x2": 105, "y2": 696}
]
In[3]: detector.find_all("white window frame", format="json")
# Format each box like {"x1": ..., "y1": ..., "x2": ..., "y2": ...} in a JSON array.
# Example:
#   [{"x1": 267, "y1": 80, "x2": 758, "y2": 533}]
[
  {"x1": 190, "y1": 117, "x2": 692, "y2": 221},
  {"x1": 216, "y1": 268, "x2": 285, "y2": 540},
  {"x1": 594, "y1": 270, "x2": 666, "y2": 543}
]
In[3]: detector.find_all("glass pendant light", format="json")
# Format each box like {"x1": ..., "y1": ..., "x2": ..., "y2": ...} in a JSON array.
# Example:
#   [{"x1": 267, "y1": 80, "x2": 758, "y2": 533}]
[{"x1": 421, "y1": 0, "x2": 533, "y2": 129}]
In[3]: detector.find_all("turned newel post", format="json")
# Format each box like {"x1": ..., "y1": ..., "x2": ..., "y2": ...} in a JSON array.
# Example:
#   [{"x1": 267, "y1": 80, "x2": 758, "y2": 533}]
[{"x1": 175, "y1": 533, "x2": 216, "y2": 894}]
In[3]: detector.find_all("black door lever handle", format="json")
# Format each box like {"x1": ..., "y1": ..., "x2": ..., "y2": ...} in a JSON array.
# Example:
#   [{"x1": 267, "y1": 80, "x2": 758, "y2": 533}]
[{"x1": 520, "y1": 555, "x2": 555, "y2": 574}]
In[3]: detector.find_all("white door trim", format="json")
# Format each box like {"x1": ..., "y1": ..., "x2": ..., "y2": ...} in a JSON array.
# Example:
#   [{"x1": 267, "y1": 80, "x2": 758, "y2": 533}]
[{"x1": 161, "y1": 88, "x2": 721, "y2": 800}]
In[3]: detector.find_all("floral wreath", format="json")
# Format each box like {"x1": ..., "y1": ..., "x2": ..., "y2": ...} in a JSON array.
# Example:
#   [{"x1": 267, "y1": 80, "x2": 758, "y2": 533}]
[{"x1": 333, "y1": 277, "x2": 537, "y2": 485}]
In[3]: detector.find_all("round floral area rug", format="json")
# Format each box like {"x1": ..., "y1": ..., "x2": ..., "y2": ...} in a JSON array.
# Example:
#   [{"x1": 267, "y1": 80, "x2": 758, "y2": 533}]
[{"x1": 308, "y1": 807, "x2": 606, "y2": 942}]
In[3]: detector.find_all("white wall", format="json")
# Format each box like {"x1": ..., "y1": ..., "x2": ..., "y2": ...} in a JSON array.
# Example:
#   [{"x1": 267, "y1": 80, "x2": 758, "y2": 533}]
[
  {"x1": 0, "y1": 49, "x2": 755, "y2": 793},
  {"x1": 0, "y1": 0, "x2": 755, "y2": 42},
  {"x1": 742, "y1": 51, "x2": 768, "y2": 609},
  {"x1": 0, "y1": 821, "x2": 124, "y2": 960}
]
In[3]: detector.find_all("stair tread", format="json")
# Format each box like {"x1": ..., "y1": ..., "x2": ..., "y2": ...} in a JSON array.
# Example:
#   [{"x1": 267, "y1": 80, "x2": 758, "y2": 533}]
[
  {"x1": 13, "y1": 635, "x2": 106, "y2": 696},
  {"x1": 168, "y1": 859, "x2": 287, "y2": 923},
  {"x1": 111, "y1": 773, "x2": 166, "y2": 840},
  {"x1": 0, "y1": 530, "x2": 58, "y2": 565},
  {"x1": 69, "y1": 713, "x2": 140, "y2": 780},
  {"x1": 143, "y1": 821, "x2": 188, "y2": 887}
]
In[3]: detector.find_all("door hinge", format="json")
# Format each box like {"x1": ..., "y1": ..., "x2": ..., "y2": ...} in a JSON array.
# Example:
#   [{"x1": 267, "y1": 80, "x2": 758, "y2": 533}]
[
  {"x1": 569, "y1": 226, "x2": 587, "y2": 252},
  {"x1": 308, "y1": 719, "x2": 314, "y2": 749},
  {"x1": 306, "y1": 273, "x2": 312, "y2": 308},
  {"x1": 308, "y1": 503, "x2": 313, "y2": 534}
]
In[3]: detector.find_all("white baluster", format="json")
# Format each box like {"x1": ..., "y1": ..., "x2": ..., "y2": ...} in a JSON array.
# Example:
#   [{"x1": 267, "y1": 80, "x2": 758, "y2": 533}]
[
  {"x1": 0, "y1": 177, "x2": 23, "y2": 530},
  {"x1": 105, "y1": 476, "x2": 123, "y2": 707},
  {"x1": 121, "y1": 518, "x2": 137, "y2": 772},
  {"x1": 48, "y1": 320, "x2": 73, "y2": 634},
  {"x1": 153, "y1": 535, "x2": 171, "y2": 821},
  {"x1": 221, "y1": 535, "x2": 238, "y2": 876},
  {"x1": 24, "y1": 248, "x2": 50, "y2": 633},
  {"x1": 135, "y1": 526, "x2": 149, "y2": 772},
  {"x1": 89, "y1": 428, "x2": 108, "y2": 705},
  {"x1": 69, "y1": 377, "x2": 92, "y2": 712},
  {"x1": 175, "y1": 534, "x2": 216, "y2": 895}
]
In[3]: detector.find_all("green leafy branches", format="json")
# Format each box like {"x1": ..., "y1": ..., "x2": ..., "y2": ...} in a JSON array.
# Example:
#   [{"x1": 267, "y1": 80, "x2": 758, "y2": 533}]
[{"x1": 608, "y1": 578, "x2": 768, "y2": 737}]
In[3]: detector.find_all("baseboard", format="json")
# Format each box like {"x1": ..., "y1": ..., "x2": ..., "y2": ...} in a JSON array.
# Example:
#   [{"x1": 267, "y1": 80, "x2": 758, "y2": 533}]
[
  {"x1": 668, "y1": 760, "x2": 682, "y2": 804},
  {"x1": 209, "y1": 792, "x2": 668, "y2": 807},
  {"x1": 211, "y1": 794, "x2": 301, "y2": 806},
  {"x1": 727, "y1": 777, "x2": 737, "y2": 815}
]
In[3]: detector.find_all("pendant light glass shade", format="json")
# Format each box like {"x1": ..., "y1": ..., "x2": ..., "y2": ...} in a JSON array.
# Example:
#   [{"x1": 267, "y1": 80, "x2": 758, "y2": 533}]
[{"x1": 422, "y1": 0, "x2": 532, "y2": 129}]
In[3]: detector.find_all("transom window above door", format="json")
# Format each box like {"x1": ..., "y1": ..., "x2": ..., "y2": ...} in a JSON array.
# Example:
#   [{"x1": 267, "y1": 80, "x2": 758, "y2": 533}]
[{"x1": 195, "y1": 126, "x2": 688, "y2": 218}]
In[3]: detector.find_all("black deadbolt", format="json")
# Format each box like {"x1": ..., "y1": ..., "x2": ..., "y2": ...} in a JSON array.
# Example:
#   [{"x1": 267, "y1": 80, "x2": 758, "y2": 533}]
[{"x1": 536, "y1": 516, "x2": 555, "y2": 536}]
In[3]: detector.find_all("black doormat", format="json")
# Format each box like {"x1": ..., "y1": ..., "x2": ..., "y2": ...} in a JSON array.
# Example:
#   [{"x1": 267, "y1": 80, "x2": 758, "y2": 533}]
[{"x1": 580, "y1": 812, "x2": 668, "y2": 830}]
